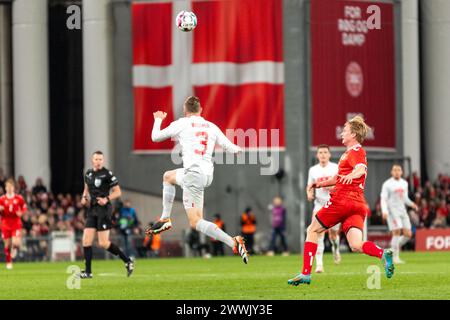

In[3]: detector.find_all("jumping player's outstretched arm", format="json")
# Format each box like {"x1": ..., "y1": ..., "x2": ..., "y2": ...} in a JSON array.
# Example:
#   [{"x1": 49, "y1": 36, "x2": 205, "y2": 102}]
[
  {"x1": 213, "y1": 124, "x2": 242, "y2": 153},
  {"x1": 151, "y1": 111, "x2": 181, "y2": 142}
]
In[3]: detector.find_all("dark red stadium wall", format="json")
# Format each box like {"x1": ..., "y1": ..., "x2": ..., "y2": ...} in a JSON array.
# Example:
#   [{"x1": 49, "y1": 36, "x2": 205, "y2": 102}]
[{"x1": 310, "y1": 0, "x2": 397, "y2": 151}]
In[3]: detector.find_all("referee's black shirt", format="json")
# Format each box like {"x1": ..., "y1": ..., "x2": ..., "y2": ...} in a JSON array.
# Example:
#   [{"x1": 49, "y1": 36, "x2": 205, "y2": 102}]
[{"x1": 84, "y1": 167, "x2": 119, "y2": 204}]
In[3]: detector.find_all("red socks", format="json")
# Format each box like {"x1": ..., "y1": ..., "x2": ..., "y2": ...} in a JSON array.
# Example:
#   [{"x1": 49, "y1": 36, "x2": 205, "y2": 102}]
[
  {"x1": 4, "y1": 247, "x2": 11, "y2": 264},
  {"x1": 362, "y1": 241, "x2": 383, "y2": 259},
  {"x1": 300, "y1": 241, "x2": 382, "y2": 275},
  {"x1": 302, "y1": 241, "x2": 318, "y2": 275}
]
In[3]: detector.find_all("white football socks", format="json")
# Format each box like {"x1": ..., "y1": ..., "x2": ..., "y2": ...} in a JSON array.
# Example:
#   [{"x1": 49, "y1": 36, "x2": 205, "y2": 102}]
[
  {"x1": 196, "y1": 219, "x2": 235, "y2": 248},
  {"x1": 316, "y1": 235, "x2": 325, "y2": 266},
  {"x1": 161, "y1": 182, "x2": 175, "y2": 220},
  {"x1": 391, "y1": 235, "x2": 400, "y2": 259},
  {"x1": 398, "y1": 235, "x2": 409, "y2": 248},
  {"x1": 331, "y1": 236, "x2": 340, "y2": 254}
]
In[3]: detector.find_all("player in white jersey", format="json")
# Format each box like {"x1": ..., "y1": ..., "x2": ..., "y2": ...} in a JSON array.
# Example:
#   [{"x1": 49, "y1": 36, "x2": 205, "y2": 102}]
[
  {"x1": 307, "y1": 144, "x2": 340, "y2": 273},
  {"x1": 380, "y1": 164, "x2": 418, "y2": 264},
  {"x1": 145, "y1": 96, "x2": 248, "y2": 264}
]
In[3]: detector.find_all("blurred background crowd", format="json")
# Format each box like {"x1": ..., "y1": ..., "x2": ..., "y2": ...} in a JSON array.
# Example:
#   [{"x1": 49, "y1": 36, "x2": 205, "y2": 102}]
[{"x1": 370, "y1": 173, "x2": 449, "y2": 229}]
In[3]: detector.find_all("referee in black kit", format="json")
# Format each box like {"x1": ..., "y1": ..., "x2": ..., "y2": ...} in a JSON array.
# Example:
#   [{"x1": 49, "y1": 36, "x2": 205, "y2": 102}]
[{"x1": 78, "y1": 151, "x2": 134, "y2": 278}]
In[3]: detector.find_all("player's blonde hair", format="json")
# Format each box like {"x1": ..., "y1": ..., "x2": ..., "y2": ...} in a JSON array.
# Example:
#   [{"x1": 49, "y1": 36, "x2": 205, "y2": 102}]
[
  {"x1": 345, "y1": 116, "x2": 370, "y2": 144},
  {"x1": 5, "y1": 178, "x2": 15, "y2": 187}
]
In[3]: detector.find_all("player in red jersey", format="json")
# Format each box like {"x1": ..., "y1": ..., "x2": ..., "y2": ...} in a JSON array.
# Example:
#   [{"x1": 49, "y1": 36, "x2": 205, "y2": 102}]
[
  {"x1": 0, "y1": 179, "x2": 27, "y2": 269},
  {"x1": 288, "y1": 116, "x2": 394, "y2": 285}
]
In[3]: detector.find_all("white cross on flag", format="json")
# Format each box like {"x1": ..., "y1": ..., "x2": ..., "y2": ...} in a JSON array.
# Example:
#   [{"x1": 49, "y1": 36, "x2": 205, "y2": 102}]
[{"x1": 132, "y1": 0, "x2": 285, "y2": 152}]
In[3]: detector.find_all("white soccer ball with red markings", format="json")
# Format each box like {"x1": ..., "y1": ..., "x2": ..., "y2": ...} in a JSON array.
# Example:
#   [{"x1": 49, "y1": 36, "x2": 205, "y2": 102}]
[{"x1": 176, "y1": 11, "x2": 197, "y2": 32}]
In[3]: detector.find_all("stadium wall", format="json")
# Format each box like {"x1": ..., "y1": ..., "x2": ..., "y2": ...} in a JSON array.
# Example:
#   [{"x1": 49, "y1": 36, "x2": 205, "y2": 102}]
[
  {"x1": 0, "y1": 3, "x2": 13, "y2": 177},
  {"x1": 420, "y1": 0, "x2": 450, "y2": 179}
]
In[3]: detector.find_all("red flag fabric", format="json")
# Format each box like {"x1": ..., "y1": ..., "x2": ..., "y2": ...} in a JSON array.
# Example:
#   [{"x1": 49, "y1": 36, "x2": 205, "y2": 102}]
[{"x1": 132, "y1": 0, "x2": 285, "y2": 152}]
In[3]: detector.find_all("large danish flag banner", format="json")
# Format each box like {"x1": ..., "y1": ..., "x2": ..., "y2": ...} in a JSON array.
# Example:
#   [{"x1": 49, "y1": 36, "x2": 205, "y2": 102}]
[
  {"x1": 311, "y1": 0, "x2": 396, "y2": 150},
  {"x1": 132, "y1": 0, "x2": 285, "y2": 152}
]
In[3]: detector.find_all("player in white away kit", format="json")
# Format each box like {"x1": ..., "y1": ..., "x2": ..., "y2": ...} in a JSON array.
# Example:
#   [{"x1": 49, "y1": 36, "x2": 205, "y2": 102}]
[
  {"x1": 145, "y1": 96, "x2": 249, "y2": 264},
  {"x1": 307, "y1": 145, "x2": 340, "y2": 273},
  {"x1": 380, "y1": 164, "x2": 418, "y2": 264}
]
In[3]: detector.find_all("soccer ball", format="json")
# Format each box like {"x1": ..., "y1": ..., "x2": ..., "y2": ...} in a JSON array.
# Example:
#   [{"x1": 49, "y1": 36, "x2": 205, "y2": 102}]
[{"x1": 176, "y1": 11, "x2": 197, "y2": 32}]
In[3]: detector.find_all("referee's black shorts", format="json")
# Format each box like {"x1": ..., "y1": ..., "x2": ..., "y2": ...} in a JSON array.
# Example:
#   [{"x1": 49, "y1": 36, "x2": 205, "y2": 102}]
[{"x1": 85, "y1": 203, "x2": 113, "y2": 231}]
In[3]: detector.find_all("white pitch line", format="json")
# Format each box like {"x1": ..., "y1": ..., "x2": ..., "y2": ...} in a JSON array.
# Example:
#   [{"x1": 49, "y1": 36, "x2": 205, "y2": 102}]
[
  {"x1": 317, "y1": 271, "x2": 446, "y2": 276},
  {"x1": 97, "y1": 271, "x2": 445, "y2": 278}
]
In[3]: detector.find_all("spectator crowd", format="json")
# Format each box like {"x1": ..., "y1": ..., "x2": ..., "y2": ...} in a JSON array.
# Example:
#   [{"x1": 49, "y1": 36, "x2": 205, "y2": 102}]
[{"x1": 0, "y1": 169, "x2": 155, "y2": 261}]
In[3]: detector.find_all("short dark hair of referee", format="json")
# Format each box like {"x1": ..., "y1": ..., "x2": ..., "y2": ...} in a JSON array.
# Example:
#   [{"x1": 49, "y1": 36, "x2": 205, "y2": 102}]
[{"x1": 79, "y1": 151, "x2": 134, "y2": 278}]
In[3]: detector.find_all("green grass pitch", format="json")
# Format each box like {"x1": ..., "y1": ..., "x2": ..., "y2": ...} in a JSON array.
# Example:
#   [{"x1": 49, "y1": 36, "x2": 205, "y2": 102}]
[{"x1": 0, "y1": 251, "x2": 449, "y2": 299}]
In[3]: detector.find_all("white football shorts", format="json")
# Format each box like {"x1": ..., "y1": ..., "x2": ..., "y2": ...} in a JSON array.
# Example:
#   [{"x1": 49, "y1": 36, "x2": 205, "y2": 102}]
[{"x1": 176, "y1": 167, "x2": 213, "y2": 210}]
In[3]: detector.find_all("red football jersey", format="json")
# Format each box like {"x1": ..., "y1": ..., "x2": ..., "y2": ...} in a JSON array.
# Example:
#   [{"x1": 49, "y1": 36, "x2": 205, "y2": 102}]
[
  {"x1": 333, "y1": 144, "x2": 368, "y2": 201},
  {"x1": 0, "y1": 194, "x2": 27, "y2": 221}
]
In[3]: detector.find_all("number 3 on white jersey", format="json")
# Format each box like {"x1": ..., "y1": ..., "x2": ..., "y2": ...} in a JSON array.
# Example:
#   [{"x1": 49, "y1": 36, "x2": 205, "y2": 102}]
[{"x1": 194, "y1": 131, "x2": 208, "y2": 156}]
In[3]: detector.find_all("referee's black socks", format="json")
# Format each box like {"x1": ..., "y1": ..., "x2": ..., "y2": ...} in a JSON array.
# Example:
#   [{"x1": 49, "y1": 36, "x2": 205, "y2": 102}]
[
  {"x1": 83, "y1": 246, "x2": 93, "y2": 274},
  {"x1": 107, "y1": 242, "x2": 131, "y2": 263}
]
